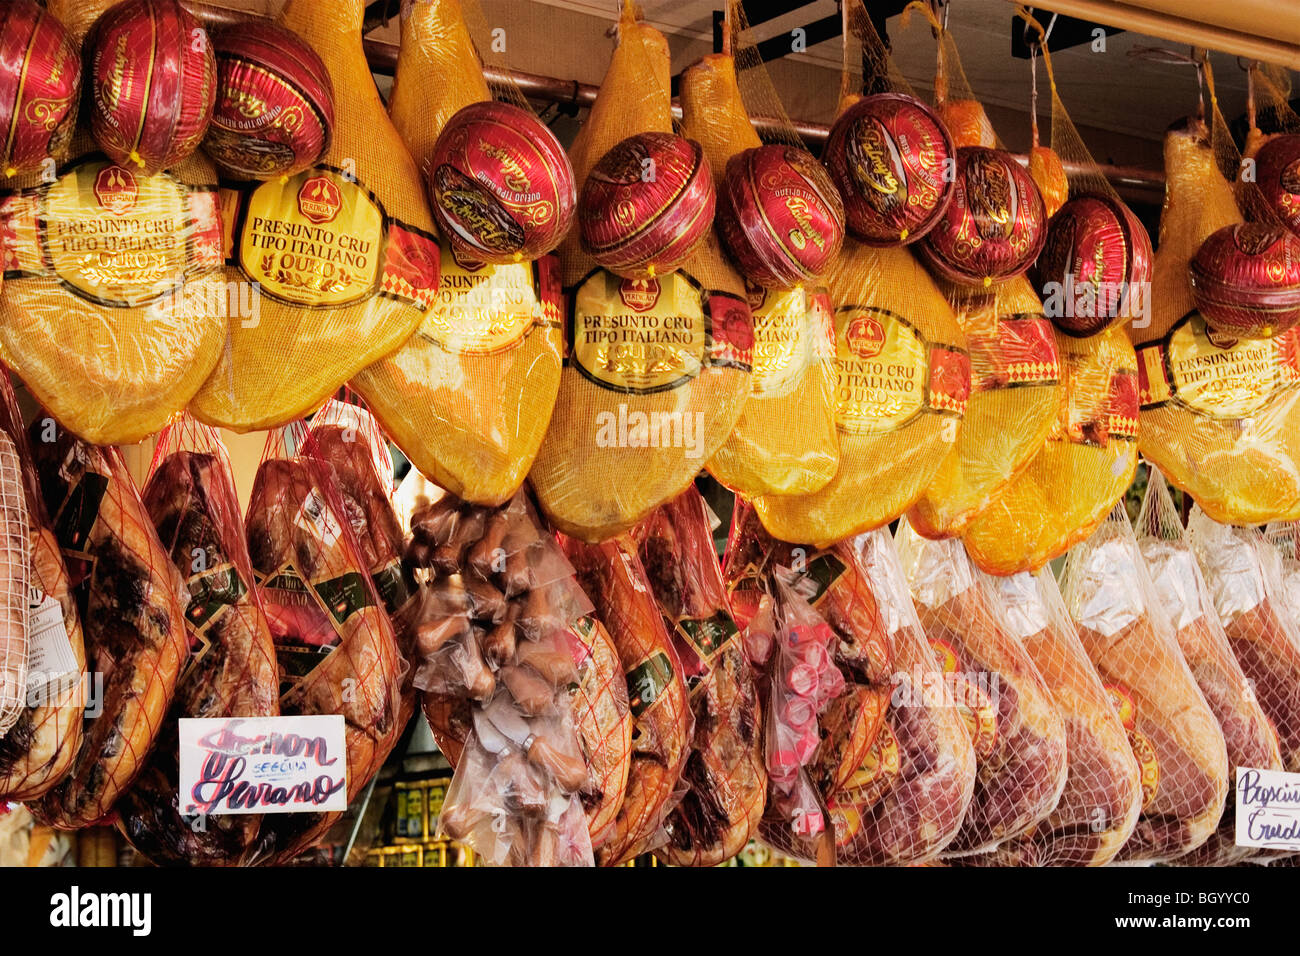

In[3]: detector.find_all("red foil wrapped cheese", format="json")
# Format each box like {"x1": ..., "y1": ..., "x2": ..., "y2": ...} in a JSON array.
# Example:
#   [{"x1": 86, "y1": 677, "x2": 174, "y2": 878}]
[
  {"x1": 428, "y1": 101, "x2": 576, "y2": 264},
  {"x1": 921, "y1": 146, "x2": 1047, "y2": 287},
  {"x1": 1188, "y1": 223, "x2": 1300, "y2": 340},
  {"x1": 822, "y1": 92, "x2": 954, "y2": 247},
  {"x1": 1036, "y1": 194, "x2": 1153, "y2": 337},
  {"x1": 717, "y1": 144, "x2": 844, "y2": 288},
  {"x1": 1256, "y1": 134, "x2": 1300, "y2": 239},
  {"x1": 86, "y1": 0, "x2": 216, "y2": 175},
  {"x1": 0, "y1": 0, "x2": 80, "y2": 178},
  {"x1": 204, "y1": 21, "x2": 335, "y2": 181},
  {"x1": 579, "y1": 131, "x2": 715, "y2": 279}
]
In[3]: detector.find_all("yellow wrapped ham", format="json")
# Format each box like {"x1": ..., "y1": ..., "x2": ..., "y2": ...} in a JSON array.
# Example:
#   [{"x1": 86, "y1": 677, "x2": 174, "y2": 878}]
[
  {"x1": 191, "y1": 0, "x2": 439, "y2": 432},
  {"x1": 529, "y1": 4, "x2": 753, "y2": 541},
  {"x1": 349, "y1": 0, "x2": 564, "y2": 505},
  {"x1": 753, "y1": 238, "x2": 968, "y2": 547},
  {"x1": 1132, "y1": 118, "x2": 1300, "y2": 524},
  {"x1": 680, "y1": 52, "x2": 838, "y2": 499},
  {"x1": 962, "y1": 326, "x2": 1138, "y2": 576}
]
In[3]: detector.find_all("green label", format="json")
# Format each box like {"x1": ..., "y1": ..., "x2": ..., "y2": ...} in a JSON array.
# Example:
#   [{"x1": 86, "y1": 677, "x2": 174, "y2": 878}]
[
  {"x1": 800, "y1": 553, "x2": 847, "y2": 604},
  {"x1": 185, "y1": 563, "x2": 247, "y2": 632},
  {"x1": 372, "y1": 559, "x2": 415, "y2": 616},
  {"x1": 677, "y1": 613, "x2": 738, "y2": 660},
  {"x1": 626, "y1": 651, "x2": 675, "y2": 719},
  {"x1": 314, "y1": 571, "x2": 373, "y2": 626},
  {"x1": 51, "y1": 471, "x2": 109, "y2": 554}
]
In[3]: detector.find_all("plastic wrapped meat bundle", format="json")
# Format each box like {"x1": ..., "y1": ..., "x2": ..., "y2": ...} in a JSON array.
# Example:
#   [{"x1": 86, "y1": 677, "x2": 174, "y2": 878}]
[
  {"x1": 529, "y1": 2, "x2": 754, "y2": 541},
  {"x1": 895, "y1": 522, "x2": 1067, "y2": 857},
  {"x1": 722, "y1": 502, "x2": 895, "y2": 863},
  {"x1": 561, "y1": 531, "x2": 693, "y2": 865},
  {"x1": 632, "y1": 484, "x2": 765, "y2": 866},
  {"x1": 28, "y1": 419, "x2": 190, "y2": 829},
  {"x1": 1136, "y1": 468, "x2": 1284, "y2": 866},
  {"x1": 1187, "y1": 508, "x2": 1300, "y2": 775},
  {"x1": 1131, "y1": 95, "x2": 1300, "y2": 525},
  {"x1": 403, "y1": 491, "x2": 633, "y2": 854},
  {"x1": 0, "y1": 0, "x2": 226, "y2": 445},
  {"x1": 350, "y1": 0, "x2": 565, "y2": 505},
  {"x1": 830, "y1": 528, "x2": 976, "y2": 866},
  {"x1": 1062, "y1": 506, "x2": 1228, "y2": 862},
  {"x1": 244, "y1": 423, "x2": 405, "y2": 863},
  {"x1": 191, "y1": 0, "x2": 439, "y2": 432},
  {"x1": 1264, "y1": 521, "x2": 1300, "y2": 620},
  {"x1": 117, "y1": 415, "x2": 279, "y2": 867},
  {"x1": 960, "y1": 569, "x2": 1141, "y2": 866},
  {"x1": 309, "y1": 400, "x2": 420, "y2": 727},
  {"x1": 0, "y1": 371, "x2": 86, "y2": 803}
]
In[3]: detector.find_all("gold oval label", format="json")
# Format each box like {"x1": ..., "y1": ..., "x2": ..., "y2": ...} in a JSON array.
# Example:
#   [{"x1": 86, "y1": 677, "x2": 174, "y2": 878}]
[
  {"x1": 417, "y1": 243, "x2": 538, "y2": 356},
  {"x1": 748, "y1": 285, "x2": 826, "y2": 399},
  {"x1": 835, "y1": 305, "x2": 928, "y2": 435},
  {"x1": 40, "y1": 160, "x2": 192, "y2": 306},
  {"x1": 238, "y1": 167, "x2": 385, "y2": 306},
  {"x1": 1164, "y1": 312, "x2": 1297, "y2": 419},
  {"x1": 571, "y1": 269, "x2": 707, "y2": 394}
]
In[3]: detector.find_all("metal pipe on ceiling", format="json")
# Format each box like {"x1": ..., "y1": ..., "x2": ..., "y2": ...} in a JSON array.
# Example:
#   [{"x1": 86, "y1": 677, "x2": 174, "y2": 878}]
[
  {"x1": 1019, "y1": 0, "x2": 1300, "y2": 69},
  {"x1": 189, "y1": 1, "x2": 1167, "y2": 200}
]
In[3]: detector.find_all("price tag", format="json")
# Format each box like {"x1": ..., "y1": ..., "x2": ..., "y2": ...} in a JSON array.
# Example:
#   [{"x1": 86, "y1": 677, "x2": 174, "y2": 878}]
[
  {"x1": 25, "y1": 588, "x2": 77, "y2": 701},
  {"x1": 1235, "y1": 766, "x2": 1300, "y2": 851},
  {"x1": 178, "y1": 715, "x2": 347, "y2": 816}
]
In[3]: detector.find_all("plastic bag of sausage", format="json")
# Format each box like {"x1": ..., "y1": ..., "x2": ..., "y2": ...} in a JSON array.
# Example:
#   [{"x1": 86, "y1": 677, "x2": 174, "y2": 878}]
[
  {"x1": 722, "y1": 502, "x2": 893, "y2": 863},
  {"x1": 405, "y1": 489, "x2": 617, "y2": 865},
  {"x1": 960, "y1": 567, "x2": 1142, "y2": 866},
  {"x1": 0, "y1": 371, "x2": 87, "y2": 804},
  {"x1": 1061, "y1": 505, "x2": 1228, "y2": 862},
  {"x1": 244, "y1": 422, "x2": 405, "y2": 863},
  {"x1": 1136, "y1": 468, "x2": 1284, "y2": 865},
  {"x1": 631, "y1": 484, "x2": 766, "y2": 866},
  {"x1": 834, "y1": 527, "x2": 976, "y2": 866},
  {"x1": 117, "y1": 414, "x2": 279, "y2": 867},
  {"x1": 1187, "y1": 507, "x2": 1300, "y2": 777},
  {"x1": 560, "y1": 531, "x2": 694, "y2": 865},
  {"x1": 28, "y1": 417, "x2": 190, "y2": 830},
  {"x1": 894, "y1": 522, "x2": 1068, "y2": 857}
]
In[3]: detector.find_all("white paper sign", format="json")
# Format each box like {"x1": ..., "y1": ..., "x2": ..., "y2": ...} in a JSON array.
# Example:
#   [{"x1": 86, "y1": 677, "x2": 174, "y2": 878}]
[
  {"x1": 178, "y1": 715, "x2": 347, "y2": 816},
  {"x1": 1235, "y1": 766, "x2": 1300, "y2": 851},
  {"x1": 25, "y1": 588, "x2": 77, "y2": 700}
]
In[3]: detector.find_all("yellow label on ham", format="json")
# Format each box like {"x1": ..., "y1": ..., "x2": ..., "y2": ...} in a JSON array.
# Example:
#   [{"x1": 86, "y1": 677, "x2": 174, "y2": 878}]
[
  {"x1": 835, "y1": 305, "x2": 927, "y2": 435},
  {"x1": 39, "y1": 160, "x2": 197, "y2": 306},
  {"x1": 237, "y1": 167, "x2": 385, "y2": 306},
  {"x1": 571, "y1": 270, "x2": 708, "y2": 394},
  {"x1": 747, "y1": 285, "x2": 825, "y2": 399},
  {"x1": 417, "y1": 244, "x2": 538, "y2": 356}
]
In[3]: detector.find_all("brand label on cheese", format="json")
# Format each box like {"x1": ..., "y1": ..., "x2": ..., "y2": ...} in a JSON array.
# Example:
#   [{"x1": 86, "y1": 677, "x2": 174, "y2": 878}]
[
  {"x1": 568, "y1": 269, "x2": 752, "y2": 394},
  {"x1": 746, "y1": 284, "x2": 829, "y2": 399},
  {"x1": 835, "y1": 305, "x2": 970, "y2": 435},
  {"x1": 0, "y1": 158, "x2": 222, "y2": 307},
  {"x1": 416, "y1": 243, "x2": 553, "y2": 355},
  {"x1": 1137, "y1": 312, "x2": 1300, "y2": 419},
  {"x1": 223, "y1": 165, "x2": 440, "y2": 311}
]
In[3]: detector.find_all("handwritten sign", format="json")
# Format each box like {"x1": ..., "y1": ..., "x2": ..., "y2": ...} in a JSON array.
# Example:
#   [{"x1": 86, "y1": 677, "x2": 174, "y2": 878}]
[
  {"x1": 1235, "y1": 766, "x2": 1300, "y2": 851},
  {"x1": 178, "y1": 716, "x2": 347, "y2": 816}
]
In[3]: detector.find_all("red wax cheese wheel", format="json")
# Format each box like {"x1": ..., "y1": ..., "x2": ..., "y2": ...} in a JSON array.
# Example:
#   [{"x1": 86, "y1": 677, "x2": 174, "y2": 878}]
[
  {"x1": 579, "y1": 131, "x2": 715, "y2": 279},
  {"x1": 822, "y1": 92, "x2": 954, "y2": 247},
  {"x1": 921, "y1": 147, "x2": 1047, "y2": 287},
  {"x1": 429, "y1": 101, "x2": 576, "y2": 264},
  {"x1": 0, "y1": 0, "x2": 80, "y2": 177},
  {"x1": 717, "y1": 144, "x2": 845, "y2": 288},
  {"x1": 1189, "y1": 223, "x2": 1300, "y2": 340},
  {"x1": 1256, "y1": 134, "x2": 1300, "y2": 240},
  {"x1": 1036, "y1": 194, "x2": 1153, "y2": 338},
  {"x1": 86, "y1": 0, "x2": 216, "y2": 176},
  {"x1": 205, "y1": 20, "x2": 335, "y2": 181}
]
